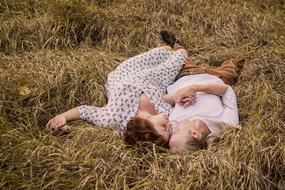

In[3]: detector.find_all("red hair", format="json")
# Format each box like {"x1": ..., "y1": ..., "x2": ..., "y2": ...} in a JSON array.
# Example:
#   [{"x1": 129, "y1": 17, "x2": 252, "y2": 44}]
[{"x1": 124, "y1": 117, "x2": 168, "y2": 147}]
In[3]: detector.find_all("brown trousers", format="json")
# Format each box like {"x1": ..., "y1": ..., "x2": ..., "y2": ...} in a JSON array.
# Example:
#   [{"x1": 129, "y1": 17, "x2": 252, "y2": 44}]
[{"x1": 176, "y1": 57, "x2": 245, "y2": 86}]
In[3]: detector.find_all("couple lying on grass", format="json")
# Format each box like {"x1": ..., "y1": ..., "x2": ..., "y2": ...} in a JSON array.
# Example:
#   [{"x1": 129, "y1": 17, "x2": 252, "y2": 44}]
[{"x1": 46, "y1": 31, "x2": 244, "y2": 152}]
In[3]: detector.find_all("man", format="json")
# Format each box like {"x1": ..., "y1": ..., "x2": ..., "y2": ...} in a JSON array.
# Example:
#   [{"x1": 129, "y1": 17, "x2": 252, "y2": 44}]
[{"x1": 160, "y1": 30, "x2": 244, "y2": 152}]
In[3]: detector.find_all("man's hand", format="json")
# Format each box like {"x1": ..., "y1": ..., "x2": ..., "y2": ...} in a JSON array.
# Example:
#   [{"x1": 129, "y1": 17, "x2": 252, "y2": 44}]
[
  {"x1": 174, "y1": 86, "x2": 197, "y2": 107},
  {"x1": 180, "y1": 94, "x2": 197, "y2": 107},
  {"x1": 46, "y1": 115, "x2": 68, "y2": 132}
]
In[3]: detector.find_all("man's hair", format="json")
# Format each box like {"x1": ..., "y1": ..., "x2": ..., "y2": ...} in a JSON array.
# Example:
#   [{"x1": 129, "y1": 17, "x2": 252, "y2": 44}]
[
  {"x1": 182, "y1": 122, "x2": 239, "y2": 152},
  {"x1": 170, "y1": 135, "x2": 207, "y2": 152},
  {"x1": 124, "y1": 117, "x2": 168, "y2": 147},
  {"x1": 184, "y1": 136, "x2": 207, "y2": 151}
]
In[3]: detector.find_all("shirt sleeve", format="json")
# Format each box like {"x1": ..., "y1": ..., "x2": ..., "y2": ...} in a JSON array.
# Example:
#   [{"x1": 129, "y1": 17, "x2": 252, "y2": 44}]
[
  {"x1": 78, "y1": 105, "x2": 116, "y2": 128},
  {"x1": 78, "y1": 84, "x2": 140, "y2": 131},
  {"x1": 221, "y1": 86, "x2": 239, "y2": 125}
]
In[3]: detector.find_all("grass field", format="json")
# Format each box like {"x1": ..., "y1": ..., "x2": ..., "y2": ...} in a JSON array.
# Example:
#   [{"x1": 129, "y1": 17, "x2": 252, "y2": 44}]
[{"x1": 1, "y1": 0, "x2": 285, "y2": 189}]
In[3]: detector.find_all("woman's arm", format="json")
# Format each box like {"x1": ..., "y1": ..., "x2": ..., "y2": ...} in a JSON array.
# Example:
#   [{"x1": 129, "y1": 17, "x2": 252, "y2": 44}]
[
  {"x1": 58, "y1": 107, "x2": 80, "y2": 121},
  {"x1": 46, "y1": 107, "x2": 80, "y2": 132}
]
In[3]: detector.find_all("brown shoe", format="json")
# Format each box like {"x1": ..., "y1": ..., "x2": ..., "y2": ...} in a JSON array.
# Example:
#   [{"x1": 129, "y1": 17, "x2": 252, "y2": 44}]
[
  {"x1": 233, "y1": 58, "x2": 245, "y2": 75},
  {"x1": 160, "y1": 30, "x2": 185, "y2": 48}
]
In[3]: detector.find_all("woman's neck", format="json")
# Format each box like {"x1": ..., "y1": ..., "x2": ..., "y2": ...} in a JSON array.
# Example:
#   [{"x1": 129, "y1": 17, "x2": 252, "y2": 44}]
[{"x1": 137, "y1": 93, "x2": 157, "y2": 115}]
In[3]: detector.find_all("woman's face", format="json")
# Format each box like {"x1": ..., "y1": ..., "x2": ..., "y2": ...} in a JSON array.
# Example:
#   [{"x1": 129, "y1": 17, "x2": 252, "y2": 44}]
[{"x1": 140, "y1": 112, "x2": 171, "y2": 142}]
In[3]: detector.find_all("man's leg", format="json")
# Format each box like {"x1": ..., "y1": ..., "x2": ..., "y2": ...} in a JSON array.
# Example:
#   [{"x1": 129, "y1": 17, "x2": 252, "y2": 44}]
[
  {"x1": 176, "y1": 57, "x2": 245, "y2": 85},
  {"x1": 205, "y1": 58, "x2": 245, "y2": 86},
  {"x1": 159, "y1": 31, "x2": 245, "y2": 85},
  {"x1": 176, "y1": 56, "x2": 208, "y2": 80}
]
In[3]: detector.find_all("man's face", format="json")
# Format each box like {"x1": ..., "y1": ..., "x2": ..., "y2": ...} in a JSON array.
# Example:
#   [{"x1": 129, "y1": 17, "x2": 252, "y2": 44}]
[{"x1": 168, "y1": 119, "x2": 203, "y2": 151}]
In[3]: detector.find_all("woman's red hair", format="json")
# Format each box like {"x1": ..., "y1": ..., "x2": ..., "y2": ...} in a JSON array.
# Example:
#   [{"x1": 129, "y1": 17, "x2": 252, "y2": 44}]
[{"x1": 124, "y1": 117, "x2": 168, "y2": 147}]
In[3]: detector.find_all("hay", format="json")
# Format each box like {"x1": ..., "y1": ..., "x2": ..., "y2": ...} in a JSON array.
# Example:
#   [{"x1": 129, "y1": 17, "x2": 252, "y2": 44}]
[{"x1": 1, "y1": 0, "x2": 285, "y2": 189}]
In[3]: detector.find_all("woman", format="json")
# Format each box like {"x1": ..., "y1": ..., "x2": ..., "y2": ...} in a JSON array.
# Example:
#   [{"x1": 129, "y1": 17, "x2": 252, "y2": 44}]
[{"x1": 46, "y1": 45, "x2": 188, "y2": 146}]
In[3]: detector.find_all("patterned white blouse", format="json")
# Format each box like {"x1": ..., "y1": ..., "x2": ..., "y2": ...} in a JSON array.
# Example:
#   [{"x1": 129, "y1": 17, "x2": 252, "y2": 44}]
[{"x1": 79, "y1": 47, "x2": 188, "y2": 132}]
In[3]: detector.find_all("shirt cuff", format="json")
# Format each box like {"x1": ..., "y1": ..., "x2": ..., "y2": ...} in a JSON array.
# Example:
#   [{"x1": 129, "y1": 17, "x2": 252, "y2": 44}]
[
  {"x1": 78, "y1": 105, "x2": 90, "y2": 120},
  {"x1": 222, "y1": 86, "x2": 237, "y2": 109}
]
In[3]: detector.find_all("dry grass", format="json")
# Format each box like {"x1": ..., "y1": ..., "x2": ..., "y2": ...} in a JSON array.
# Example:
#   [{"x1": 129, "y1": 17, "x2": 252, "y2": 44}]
[{"x1": 1, "y1": 0, "x2": 285, "y2": 189}]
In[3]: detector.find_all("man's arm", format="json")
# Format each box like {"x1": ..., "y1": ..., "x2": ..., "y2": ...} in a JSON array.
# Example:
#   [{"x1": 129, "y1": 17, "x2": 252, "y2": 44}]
[
  {"x1": 191, "y1": 84, "x2": 229, "y2": 96},
  {"x1": 175, "y1": 83, "x2": 229, "y2": 105},
  {"x1": 163, "y1": 92, "x2": 197, "y2": 106},
  {"x1": 162, "y1": 93, "x2": 175, "y2": 106},
  {"x1": 221, "y1": 86, "x2": 239, "y2": 125}
]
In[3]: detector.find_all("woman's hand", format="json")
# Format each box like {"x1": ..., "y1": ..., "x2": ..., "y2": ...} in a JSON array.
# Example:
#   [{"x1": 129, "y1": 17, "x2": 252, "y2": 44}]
[
  {"x1": 46, "y1": 115, "x2": 68, "y2": 133},
  {"x1": 45, "y1": 107, "x2": 80, "y2": 133}
]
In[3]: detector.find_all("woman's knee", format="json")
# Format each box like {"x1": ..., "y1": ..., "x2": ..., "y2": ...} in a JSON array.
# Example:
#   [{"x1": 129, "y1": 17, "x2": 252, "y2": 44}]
[
  {"x1": 160, "y1": 46, "x2": 173, "y2": 51},
  {"x1": 175, "y1": 48, "x2": 188, "y2": 57}
]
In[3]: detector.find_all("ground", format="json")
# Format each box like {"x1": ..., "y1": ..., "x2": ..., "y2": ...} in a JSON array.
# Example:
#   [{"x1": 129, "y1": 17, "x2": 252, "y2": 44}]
[{"x1": 0, "y1": 0, "x2": 285, "y2": 189}]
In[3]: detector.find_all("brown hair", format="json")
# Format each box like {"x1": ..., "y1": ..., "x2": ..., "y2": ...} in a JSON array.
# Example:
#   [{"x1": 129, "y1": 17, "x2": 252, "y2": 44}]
[{"x1": 124, "y1": 117, "x2": 168, "y2": 147}]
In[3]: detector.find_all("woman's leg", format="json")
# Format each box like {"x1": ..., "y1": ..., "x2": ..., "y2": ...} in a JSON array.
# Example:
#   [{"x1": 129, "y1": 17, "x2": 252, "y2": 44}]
[
  {"x1": 106, "y1": 46, "x2": 174, "y2": 92},
  {"x1": 144, "y1": 48, "x2": 189, "y2": 88},
  {"x1": 110, "y1": 46, "x2": 173, "y2": 77}
]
